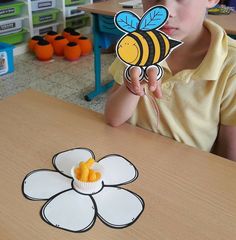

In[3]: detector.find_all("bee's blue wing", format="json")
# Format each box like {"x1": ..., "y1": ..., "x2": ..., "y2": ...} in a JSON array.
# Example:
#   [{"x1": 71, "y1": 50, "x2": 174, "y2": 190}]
[
  {"x1": 139, "y1": 6, "x2": 168, "y2": 31},
  {"x1": 114, "y1": 11, "x2": 140, "y2": 33}
]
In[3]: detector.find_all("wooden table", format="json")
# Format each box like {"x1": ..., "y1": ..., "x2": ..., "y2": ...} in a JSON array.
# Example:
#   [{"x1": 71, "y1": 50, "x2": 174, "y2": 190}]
[
  {"x1": 80, "y1": 0, "x2": 236, "y2": 34},
  {"x1": 208, "y1": 12, "x2": 236, "y2": 36},
  {"x1": 1, "y1": 89, "x2": 236, "y2": 239},
  {"x1": 79, "y1": 0, "x2": 236, "y2": 101}
]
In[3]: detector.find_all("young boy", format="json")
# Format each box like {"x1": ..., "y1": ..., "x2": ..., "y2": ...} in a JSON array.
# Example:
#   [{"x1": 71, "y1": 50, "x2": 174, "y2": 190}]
[{"x1": 104, "y1": 0, "x2": 236, "y2": 161}]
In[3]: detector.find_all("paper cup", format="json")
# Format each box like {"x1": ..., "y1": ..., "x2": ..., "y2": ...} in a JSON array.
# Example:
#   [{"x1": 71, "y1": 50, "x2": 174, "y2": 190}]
[{"x1": 71, "y1": 163, "x2": 104, "y2": 194}]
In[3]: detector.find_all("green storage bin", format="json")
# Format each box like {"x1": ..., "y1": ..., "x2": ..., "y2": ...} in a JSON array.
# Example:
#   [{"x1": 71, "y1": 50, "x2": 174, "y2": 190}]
[
  {"x1": 0, "y1": 1, "x2": 25, "y2": 19},
  {"x1": 65, "y1": 0, "x2": 86, "y2": 6},
  {"x1": 0, "y1": 28, "x2": 27, "y2": 45},
  {"x1": 32, "y1": 8, "x2": 60, "y2": 26},
  {"x1": 66, "y1": 14, "x2": 90, "y2": 29}
]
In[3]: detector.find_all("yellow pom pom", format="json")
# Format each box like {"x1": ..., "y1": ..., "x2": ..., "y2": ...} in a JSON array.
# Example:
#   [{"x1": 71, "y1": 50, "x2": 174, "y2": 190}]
[
  {"x1": 85, "y1": 158, "x2": 95, "y2": 168},
  {"x1": 88, "y1": 169, "x2": 97, "y2": 182},
  {"x1": 75, "y1": 159, "x2": 101, "y2": 182},
  {"x1": 80, "y1": 162, "x2": 89, "y2": 182},
  {"x1": 95, "y1": 172, "x2": 101, "y2": 181},
  {"x1": 74, "y1": 167, "x2": 81, "y2": 180}
]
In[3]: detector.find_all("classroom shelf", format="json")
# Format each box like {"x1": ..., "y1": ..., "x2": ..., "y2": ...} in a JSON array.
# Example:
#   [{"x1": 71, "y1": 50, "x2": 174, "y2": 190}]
[{"x1": 0, "y1": 0, "x2": 93, "y2": 56}]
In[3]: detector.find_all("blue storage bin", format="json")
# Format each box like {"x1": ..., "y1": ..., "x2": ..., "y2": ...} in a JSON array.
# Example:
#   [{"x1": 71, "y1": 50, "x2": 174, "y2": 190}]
[
  {"x1": 98, "y1": 15, "x2": 123, "y2": 36},
  {"x1": 0, "y1": 42, "x2": 15, "y2": 76},
  {"x1": 228, "y1": 0, "x2": 236, "y2": 8}
]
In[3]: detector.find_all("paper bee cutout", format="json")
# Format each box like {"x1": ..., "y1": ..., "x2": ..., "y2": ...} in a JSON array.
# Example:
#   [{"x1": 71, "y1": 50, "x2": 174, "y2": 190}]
[{"x1": 114, "y1": 6, "x2": 182, "y2": 82}]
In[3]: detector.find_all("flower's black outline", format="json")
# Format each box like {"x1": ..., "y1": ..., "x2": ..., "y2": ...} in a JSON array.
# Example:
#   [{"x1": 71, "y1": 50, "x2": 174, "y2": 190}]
[
  {"x1": 22, "y1": 169, "x2": 72, "y2": 201},
  {"x1": 22, "y1": 147, "x2": 145, "y2": 233},
  {"x1": 98, "y1": 154, "x2": 139, "y2": 186},
  {"x1": 91, "y1": 186, "x2": 145, "y2": 229},
  {"x1": 40, "y1": 188, "x2": 97, "y2": 233},
  {"x1": 52, "y1": 147, "x2": 95, "y2": 179}
]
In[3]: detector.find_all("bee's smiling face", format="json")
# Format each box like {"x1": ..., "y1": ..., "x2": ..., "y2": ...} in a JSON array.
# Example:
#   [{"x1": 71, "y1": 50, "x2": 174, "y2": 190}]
[{"x1": 117, "y1": 35, "x2": 140, "y2": 65}]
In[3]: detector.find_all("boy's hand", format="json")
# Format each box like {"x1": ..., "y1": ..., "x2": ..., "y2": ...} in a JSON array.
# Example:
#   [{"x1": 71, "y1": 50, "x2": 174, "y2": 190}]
[{"x1": 124, "y1": 66, "x2": 163, "y2": 98}]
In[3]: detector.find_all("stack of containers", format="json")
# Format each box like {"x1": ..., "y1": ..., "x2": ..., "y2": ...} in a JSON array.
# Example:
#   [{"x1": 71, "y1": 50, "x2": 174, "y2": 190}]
[
  {"x1": 65, "y1": 0, "x2": 90, "y2": 31},
  {"x1": 31, "y1": 0, "x2": 60, "y2": 36},
  {"x1": 0, "y1": 1, "x2": 27, "y2": 45},
  {"x1": 0, "y1": 42, "x2": 15, "y2": 76}
]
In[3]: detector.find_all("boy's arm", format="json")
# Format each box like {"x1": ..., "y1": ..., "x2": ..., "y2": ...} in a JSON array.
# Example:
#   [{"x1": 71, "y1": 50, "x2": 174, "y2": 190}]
[
  {"x1": 104, "y1": 83, "x2": 140, "y2": 127},
  {"x1": 212, "y1": 125, "x2": 236, "y2": 161},
  {"x1": 105, "y1": 66, "x2": 162, "y2": 127}
]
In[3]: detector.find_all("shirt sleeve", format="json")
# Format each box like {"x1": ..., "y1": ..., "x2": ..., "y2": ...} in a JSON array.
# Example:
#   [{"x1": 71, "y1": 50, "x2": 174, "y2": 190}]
[
  {"x1": 108, "y1": 58, "x2": 126, "y2": 85},
  {"x1": 220, "y1": 73, "x2": 236, "y2": 126}
]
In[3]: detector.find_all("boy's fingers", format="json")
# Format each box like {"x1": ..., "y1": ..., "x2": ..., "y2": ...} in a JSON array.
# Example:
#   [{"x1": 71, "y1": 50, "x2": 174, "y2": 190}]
[
  {"x1": 146, "y1": 66, "x2": 158, "y2": 92},
  {"x1": 153, "y1": 82, "x2": 163, "y2": 99},
  {"x1": 129, "y1": 67, "x2": 141, "y2": 93}
]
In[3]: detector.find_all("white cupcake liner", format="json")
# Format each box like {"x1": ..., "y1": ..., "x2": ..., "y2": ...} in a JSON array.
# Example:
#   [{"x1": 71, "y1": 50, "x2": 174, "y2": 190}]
[{"x1": 71, "y1": 163, "x2": 104, "y2": 195}]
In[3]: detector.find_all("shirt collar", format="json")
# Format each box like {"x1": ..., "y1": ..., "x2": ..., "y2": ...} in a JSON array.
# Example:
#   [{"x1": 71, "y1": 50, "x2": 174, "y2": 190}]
[{"x1": 160, "y1": 19, "x2": 228, "y2": 83}]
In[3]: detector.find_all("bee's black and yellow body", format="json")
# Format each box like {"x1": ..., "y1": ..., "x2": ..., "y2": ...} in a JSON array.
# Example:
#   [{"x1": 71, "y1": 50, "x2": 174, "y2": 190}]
[
  {"x1": 115, "y1": 6, "x2": 182, "y2": 81},
  {"x1": 117, "y1": 29, "x2": 181, "y2": 67}
]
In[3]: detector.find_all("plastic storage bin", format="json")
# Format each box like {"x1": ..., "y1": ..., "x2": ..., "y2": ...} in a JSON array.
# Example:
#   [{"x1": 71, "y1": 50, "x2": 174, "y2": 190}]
[
  {"x1": 65, "y1": 6, "x2": 85, "y2": 17},
  {"x1": 33, "y1": 23, "x2": 58, "y2": 35},
  {"x1": 65, "y1": 0, "x2": 85, "y2": 6},
  {"x1": 0, "y1": 28, "x2": 27, "y2": 44},
  {"x1": 0, "y1": 42, "x2": 15, "y2": 76},
  {"x1": 98, "y1": 15, "x2": 123, "y2": 35},
  {"x1": 0, "y1": 17, "x2": 23, "y2": 35},
  {"x1": 32, "y1": 8, "x2": 60, "y2": 25},
  {"x1": 66, "y1": 14, "x2": 90, "y2": 29},
  {"x1": 31, "y1": 0, "x2": 56, "y2": 12},
  {"x1": 0, "y1": 1, "x2": 25, "y2": 19},
  {"x1": 228, "y1": 0, "x2": 236, "y2": 8}
]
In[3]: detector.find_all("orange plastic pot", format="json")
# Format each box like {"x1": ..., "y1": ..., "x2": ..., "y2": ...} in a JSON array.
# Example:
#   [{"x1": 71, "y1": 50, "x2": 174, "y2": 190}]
[
  {"x1": 66, "y1": 31, "x2": 81, "y2": 42},
  {"x1": 28, "y1": 36, "x2": 44, "y2": 52},
  {"x1": 64, "y1": 42, "x2": 81, "y2": 61},
  {"x1": 52, "y1": 36, "x2": 69, "y2": 56},
  {"x1": 44, "y1": 31, "x2": 60, "y2": 43},
  {"x1": 34, "y1": 40, "x2": 54, "y2": 61},
  {"x1": 76, "y1": 36, "x2": 92, "y2": 56},
  {"x1": 62, "y1": 27, "x2": 74, "y2": 39}
]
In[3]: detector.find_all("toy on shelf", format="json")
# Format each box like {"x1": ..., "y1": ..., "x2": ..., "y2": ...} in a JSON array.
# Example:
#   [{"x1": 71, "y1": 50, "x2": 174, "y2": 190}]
[
  {"x1": 66, "y1": 30, "x2": 81, "y2": 42},
  {"x1": 28, "y1": 27, "x2": 93, "y2": 62},
  {"x1": 76, "y1": 36, "x2": 92, "y2": 56},
  {"x1": 34, "y1": 40, "x2": 54, "y2": 61},
  {"x1": 28, "y1": 36, "x2": 44, "y2": 52},
  {"x1": 44, "y1": 31, "x2": 61, "y2": 43},
  {"x1": 52, "y1": 36, "x2": 69, "y2": 56},
  {"x1": 62, "y1": 27, "x2": 75, "y2": 39},
  {"x1": 64, "y1": 42, "x2": 81, "y2": 61}
]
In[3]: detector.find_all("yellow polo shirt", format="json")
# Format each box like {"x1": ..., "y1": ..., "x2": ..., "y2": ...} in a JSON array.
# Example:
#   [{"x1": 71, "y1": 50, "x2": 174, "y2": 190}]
[{"x1": 108, "y1": 19, "x2": 236, "y2": 152}]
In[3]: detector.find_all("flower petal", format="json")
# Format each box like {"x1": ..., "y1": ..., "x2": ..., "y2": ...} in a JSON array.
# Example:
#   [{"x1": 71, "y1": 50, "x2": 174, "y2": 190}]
[
  {"x1": 53, "y1": 148, "x2": 95, "y2": 177},
  {"x1": 98, "y1": 155, "x2": 138, "y2": 186},
  {"x1": 23, "y1": 170, "x2": 72, "y2": 200},
  {"x1": 41, "y1": 189, "x2": 96, "y2": 232},
  {"x1": 93, "y1": 187, "x2": 144, "y2": 228}
]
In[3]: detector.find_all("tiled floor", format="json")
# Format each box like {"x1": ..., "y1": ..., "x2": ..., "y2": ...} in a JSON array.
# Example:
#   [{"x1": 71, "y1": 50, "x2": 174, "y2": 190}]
[{"x1": 0, "y1": 51, "x2": 116, "y2": 113}]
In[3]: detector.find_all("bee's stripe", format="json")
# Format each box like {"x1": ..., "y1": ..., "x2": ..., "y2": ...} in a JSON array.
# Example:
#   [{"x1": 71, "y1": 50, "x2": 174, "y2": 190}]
[
  {"x1": 129, "y1": 33, "x2": 143, "y2": 66},
  {"x1": 160, "y1": 33, "x2": 170, "y2": 57},
  {"x1": 132, "y1": 32, "x2": 149, "y2": 66},
  {"x1": 152, "y1": 31, "x2": 166, "y2": 63},
  {"x1": 147, "y1": 31, "x2": 161, "y2": 64},
  {"x1": 139, "y1": 31, "x2": 155, "y2": 66}
]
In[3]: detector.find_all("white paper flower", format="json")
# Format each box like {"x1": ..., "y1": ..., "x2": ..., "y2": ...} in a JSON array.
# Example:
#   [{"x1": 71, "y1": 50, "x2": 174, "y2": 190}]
[{"x1": 22, "y1": 148, "x2": 144, "y2": 232}]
